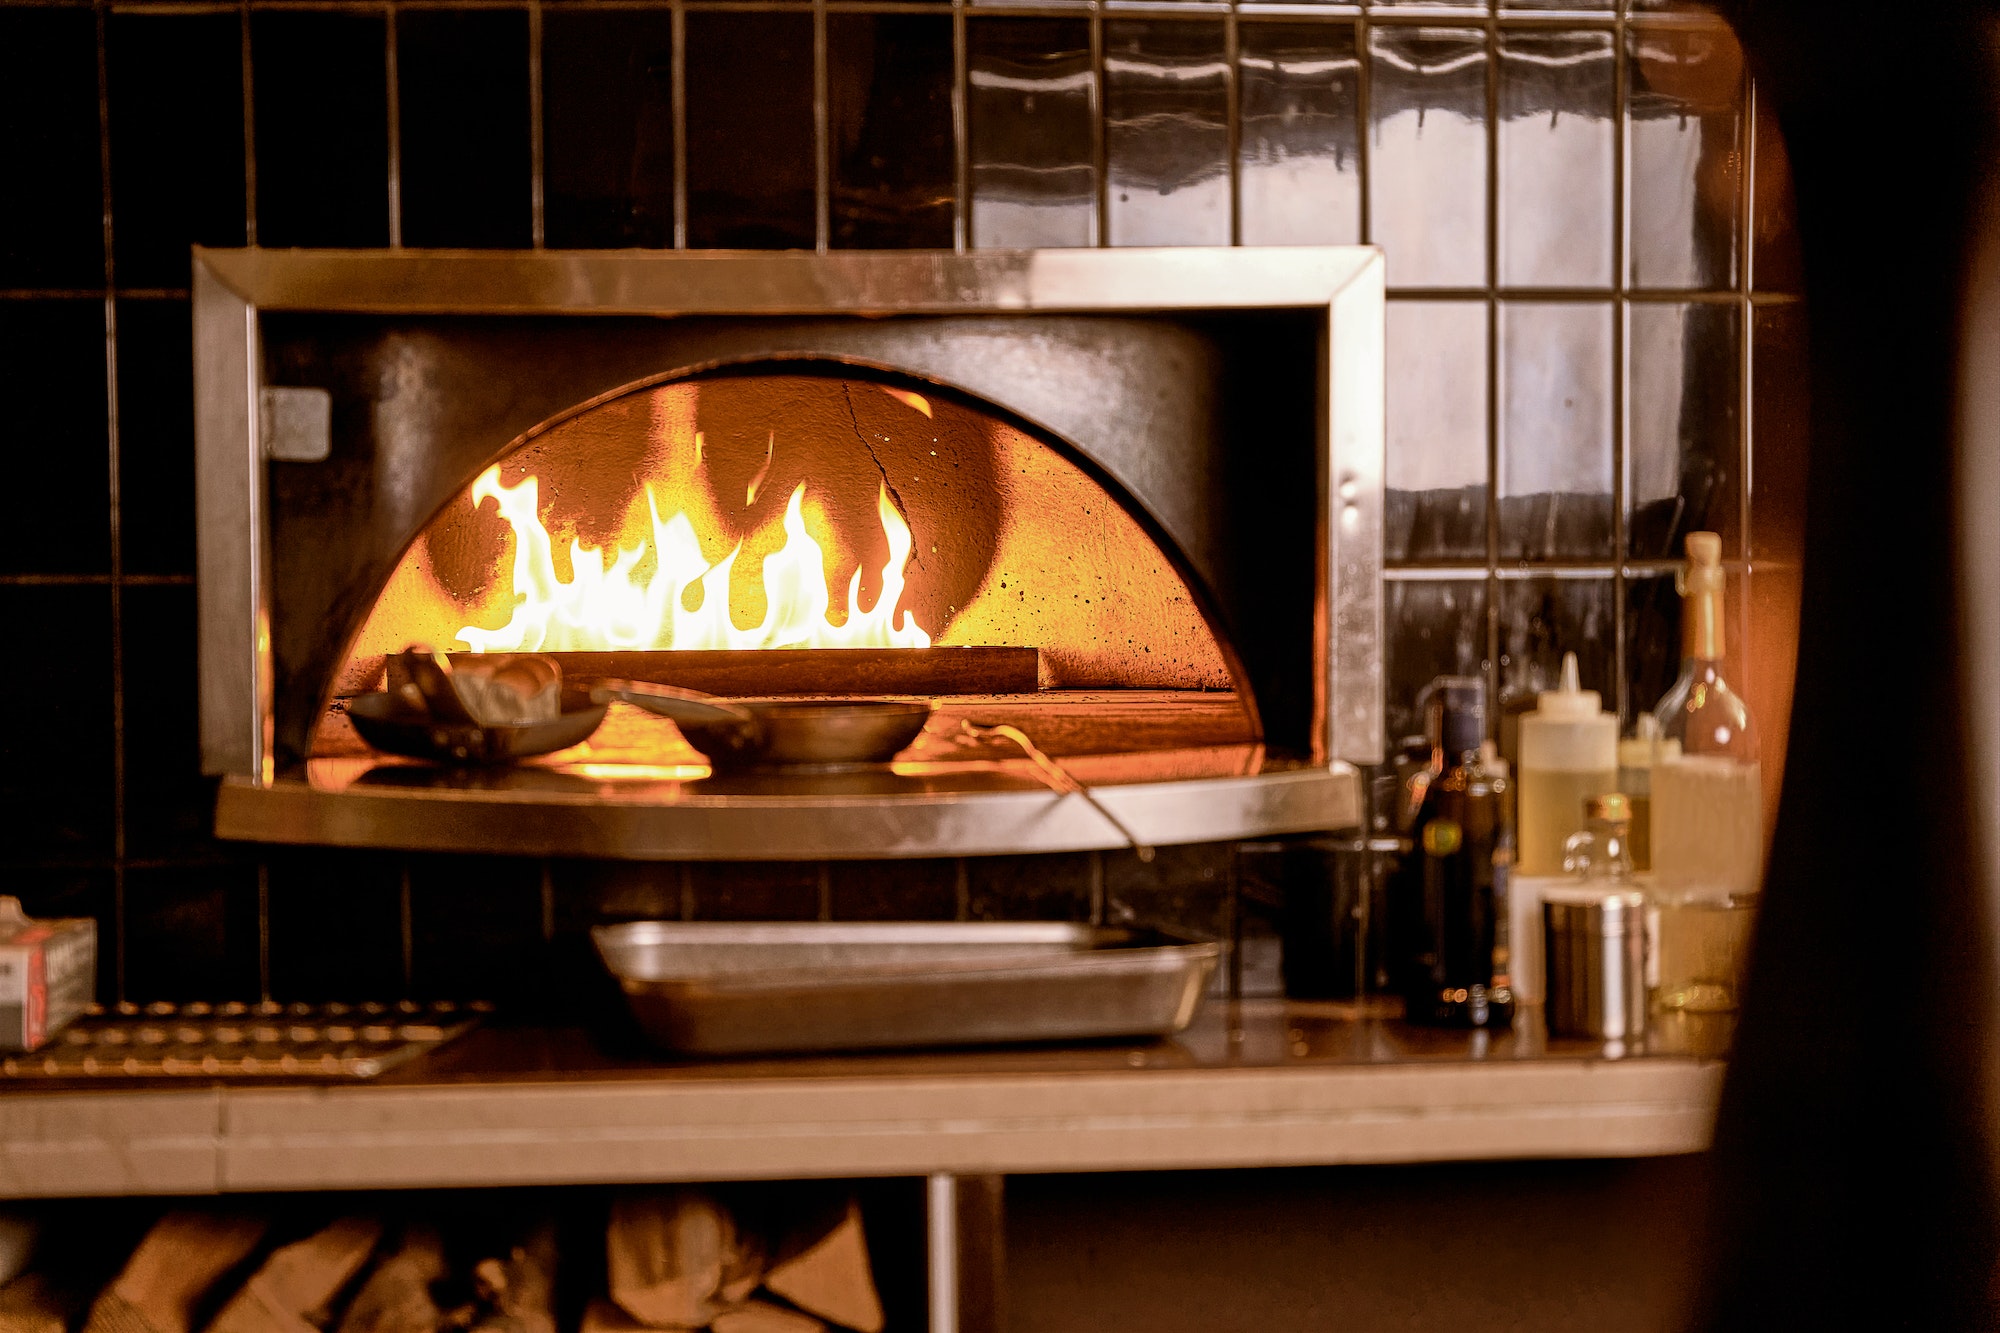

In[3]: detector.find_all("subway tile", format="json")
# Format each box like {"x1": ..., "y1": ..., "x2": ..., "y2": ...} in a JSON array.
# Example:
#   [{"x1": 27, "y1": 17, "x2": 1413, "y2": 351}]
[
  {"x1": 1625, "y1": 569, "x2": 1746, "y2": 724},
  {"x1": 114, "y1": 297, "x2": 195, "y2": 578},
  {"x1": 1385, "y1": 299, "x2": 1488, "y2": 563},
  {"x1": 119, "y1": 584, "x2": 214, "y2": 861},
  {"x1": 684, "y1": 12, "x2": 815, "y2": 249},
  {"x1": 1368, "y1": 26, "x2": 1488, "y2": 288},
  {"x1": 1104, "y1": 20, "x2": 1230, "y2": 247},
  {"x1": 0, "y1": 867, "x2": 115, "y2": 1002},
  {"x1": 549, "y1": 860, "x2": 683, "y2": 930},
  {"x1": 965, "y1": 853, "x2": 1094, "y2": 922},
  {"x1": 1626, "y1": 301, "x2": 1740, "y2": 559},
  {"x1": 828, "y1": 860, "x2": 960, "y2": 921},
  {"x1": 968, "y1": 18, "x2": 1095, "y2": 249},
  {"x1": 1498, "y1": 300, "x2": 1615, "y2": 560},
  {"x1": 0, "y1": 9, "x2": 104, "y2": 289},
  {"x1": 251, "y1": 12, "x2": 390, "y2": 249},
  {"x1": 0, "y1": 300, "x2": 109, "y2": 577},
  {"x1": 1238, "y1": 21, "x2": 1362, "y2": 247},
  {"x1": 543, "y1": 8, "x2": 675, "y2": 250},
  {"x1": 0, "y1": 586, "x2": 114, "y2": 860},
  {"x1": 1497, "y1": 576, "x2": 1617, "y2": 717},
  {"x1": 396, "y1": 9, "x2": 532, "y2": 249},
  {"x1": 1383, "y1": 579, "x2": 1486, "y2": 743},
  {"x1": 407, "y1": 854, "x2": 546, "y2": 1004},
  {"x1": 1102, "y1": 843, "x2": 1231, "y2": 943},
  {"x1": 1750, "y1": 301, "x2": 1809, "y2": 564},
  {"x1": 829, "y1": 14, "x2": 955, "y2": 249},
  {"x1": 1626, "y1": 25, "x2": 1742, "y2": 291},
  {"x1": 265, "y1": 848, "x2": 405, "y2": 1003},
  {"x1": 690, "y1": 862, "x2": 824, "y2": 921},
  {"x1": 123, "y1": 863, "x2": 261, "y2": 1003},
  {"x1": 105, "y1": 13, "x2": 246, "y2": 288},
  {"x1": 1752, "y1": 93, "x2": 1803, "y2": 294},
  {"x1": 1498, "y1": 29, "x2": 1614, "y2": 288}
]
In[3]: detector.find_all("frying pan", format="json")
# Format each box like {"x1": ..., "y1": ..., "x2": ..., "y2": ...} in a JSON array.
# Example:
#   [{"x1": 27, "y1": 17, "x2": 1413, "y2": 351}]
[{"x1": 345, "y1": 678, "x2": 933, "y2": 771}]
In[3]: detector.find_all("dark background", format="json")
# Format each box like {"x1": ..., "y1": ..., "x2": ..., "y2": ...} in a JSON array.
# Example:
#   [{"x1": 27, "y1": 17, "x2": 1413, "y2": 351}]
[{"x1": 0, "y1": 0, "x2": 1801, "y2": 1006}]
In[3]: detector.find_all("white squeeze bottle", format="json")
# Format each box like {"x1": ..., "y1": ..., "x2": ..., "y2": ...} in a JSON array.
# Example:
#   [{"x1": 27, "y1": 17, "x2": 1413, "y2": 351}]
[{"x1": 1516, "y1": 652, "x2": 1619, "y2": 876}]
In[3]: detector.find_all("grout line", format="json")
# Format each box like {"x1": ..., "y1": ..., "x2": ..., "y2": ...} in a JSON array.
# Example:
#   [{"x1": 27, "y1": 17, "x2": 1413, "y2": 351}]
[
  {"x1": 94, "y1": 0, "x2": 129, "y2": 1002},
  {"x1": 814, "y1": 0, "x2": 831, "y2": 250},
  {"x1": 1355, "y1": 9, "x2": 1371, "y2": 247},
  {"x1": 529, "y1": 0, "x2": 546, "y2": 247},
  {"x1": 1482, "y1": 18, "x2": 1500, "y2": 723},
  {"x1": 671, "y1": 0, "x2": 688, "y2": 247},
  {"x1": 1738, "y1": 72, "x2": 1757, "y2": 695},
  {"x1": 1089, "y1": 9, "x2": 1105, "y2": 247},
  {"x1": 951, "y1": 0, "x2": 969, "y2": 251},
  {"x1": 256, "y1": 860, "x2": 271, "y2": 1001},
  {"x1": 385, "y1": 4, "x2": 402, "y2": 246},
  {"x1": 240, "y1": 0, "x2": 257, "y2": 245},
  {"x1": 398, "y1": 861, "x2": 415, "y2": 993},
  {"x1": 1224, "y1": 8, "x2": 1239, "y2": 247},
  {"x1": 1610, "y1": 4, "x2": 1627, "y2": 720}
]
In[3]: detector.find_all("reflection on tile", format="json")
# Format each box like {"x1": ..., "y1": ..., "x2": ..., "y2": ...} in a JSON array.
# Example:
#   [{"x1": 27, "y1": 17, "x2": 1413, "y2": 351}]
[
  {"x1": 1105, "y1": 21, "x2": 1229, "y2": 247},
  {"x1": 0, "y1": 588, "x2": 112, "y2": 859},
  {"x1": 0, "y1": 301, "x2": 109, "y2": 576},
  {"x1": 121, "y1": 585, "x2": 215, "y2": 860},
  {"x1": 543, "y1": 8, "x2": 675, "y2": 249},
  {"x1": 1498, "y1": 577, "x2": 1616, "y2": 717},
  {"x1": 1498, "y1": 301, "x2": 1614, "y2": 560},
  {"x1": 549, "y1": 861, "x2": 683, "y2": 929},
  {"x1": 1103, "y1": 844, "x2": 1231, "y2": 946},
  {"x1": 1384, "y1": 579, "x2": 1486, "y2": 743},
  {"x1": 1627, "y1": 302, "x2": 1740, "y2": 558},
  {"x1": 966, "y1": 853, "x2": 1094, "y2": 921},
  {"x1": 266, "y1": 849, "x2": 406, "y2": 1002},
  {"x1": 1499, "y1": 30, "x2": 1613, "y2": 288},
  {"x1": 1751, "y1": 302, "x2": 1809, "y2": 563},
  {"x1": 828, "y1": 860, "x2": 961, "y2": 920},
  {"x1": 1368, "y1": 27, "x2": 1487, "y2": 288},
  {"x1": 124, "y1": 865, "x2": 262, "y2": 1003},
  {"x1": 685, "y1": 12, "x2": 815, "y2": 249},
  {"x1": 1744, "y1": 562, "x2": 1800, "y2": 829},
  {"x1": 397, "y1": 10, "x2": 531, "y2": 248},
  {"x1": 1386, "y1": 300, "x2": 1488, "y2": 562},
  {"x1": 1238, "y1": 22, "x2": 1361, "y2": 246},
  {"x1": 252, "y1": 12, "x2": 390, "y2": 248},
  {"x1": 692, "y1": 863, "x2": 824, "y2": 920},
  {"x1": 0, "y1": 9, "x2": 104, "y2": 288},
  {"x1": 829, "y1": 14, "x2": 955, "y2": 249},
  {"x1": 115, "y1": 298, "x2": 196, "y2": 577},
  {"x1": 1752, "y1": 94, "x2": 1803, "y2": 293},
  {"x1": 106, "y1": 13, "x2": 246, "y2": 287},
  {"x1": 969, "y1": 19, "x2": 1095, "y2": 248},
  {"x1": 1627, "y1": 26, "x2": 1742, "y2": 291}
]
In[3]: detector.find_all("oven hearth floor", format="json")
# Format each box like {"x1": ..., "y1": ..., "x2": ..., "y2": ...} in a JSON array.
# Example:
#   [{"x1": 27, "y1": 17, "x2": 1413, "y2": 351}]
[{"x1": 0, "y1": 1001, "x2": 1722, "y2": 1198}]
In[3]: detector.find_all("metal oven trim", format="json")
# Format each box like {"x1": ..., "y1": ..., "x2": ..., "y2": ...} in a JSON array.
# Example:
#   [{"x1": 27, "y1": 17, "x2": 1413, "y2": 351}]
[{"x1": 194, "y1": 246, "x2": 1385, "y2": 782}]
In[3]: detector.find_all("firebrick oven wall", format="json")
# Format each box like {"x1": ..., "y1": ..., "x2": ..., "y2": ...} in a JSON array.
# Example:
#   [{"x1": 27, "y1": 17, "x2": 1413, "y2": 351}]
[{"x1": 0, "y1": 4, "x2": 1802, "y2": 1004}]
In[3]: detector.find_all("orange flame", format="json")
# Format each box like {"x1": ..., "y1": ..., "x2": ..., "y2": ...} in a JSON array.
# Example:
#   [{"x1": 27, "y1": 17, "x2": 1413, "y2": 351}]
[{"x1": 454, "y1": 465, "x2": 931, "y2": 653}]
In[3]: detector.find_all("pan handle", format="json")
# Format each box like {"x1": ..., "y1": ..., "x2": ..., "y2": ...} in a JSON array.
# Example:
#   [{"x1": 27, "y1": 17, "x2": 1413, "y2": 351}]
[
  {"x1": 590, "y1": 680, "x2": 761, "y2": 731},
  {"x1": 960, "y1": 721, "x2": 1155, "y2": 862}
]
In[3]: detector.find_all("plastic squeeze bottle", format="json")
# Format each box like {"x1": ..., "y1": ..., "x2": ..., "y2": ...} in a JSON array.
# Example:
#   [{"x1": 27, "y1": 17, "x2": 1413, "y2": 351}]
[{"x1": 1515, "y1": 652, "x2": 1618, "y2": 877}]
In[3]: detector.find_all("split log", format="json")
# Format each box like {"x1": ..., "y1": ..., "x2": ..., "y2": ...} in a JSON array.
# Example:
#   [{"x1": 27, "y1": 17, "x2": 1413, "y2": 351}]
[
  {"x1": 709, "y1": 1301, "x2": 826, "y2": 1333},
  {"x1": 607, "y1": 1194, "x2": 765, "y2": 1330},
  {"x1": 335, "y1": 1226, "x2": 448, "y2": 1333},
  {"x1": 468, "y1": 1222, "x2": 557, "y2": 1333},
  {"x1": 204, "y1": 1218, "x2": 382, "y2": 1333},
  {"x1": 762, "y1": 1202, "x2": 881, "y2": 1333},
  {"x1": 83, "y1": 1211, "x2": 270, "y2": 1333}
]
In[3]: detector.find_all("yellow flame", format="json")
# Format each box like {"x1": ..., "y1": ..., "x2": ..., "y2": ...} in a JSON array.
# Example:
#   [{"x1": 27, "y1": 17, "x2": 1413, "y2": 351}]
[
  {"x1": 454, "y1": 465, "x2": 931, "y2": 653},
  {"x1": 880, "y1": 387, "x2": 933, "y2": 418}
]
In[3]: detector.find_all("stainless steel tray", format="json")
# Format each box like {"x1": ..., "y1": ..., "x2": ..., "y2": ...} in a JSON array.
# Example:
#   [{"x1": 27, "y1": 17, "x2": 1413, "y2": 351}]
[{"x1": 592, "y1": 921, "x2": 1219, "y2": 1055}]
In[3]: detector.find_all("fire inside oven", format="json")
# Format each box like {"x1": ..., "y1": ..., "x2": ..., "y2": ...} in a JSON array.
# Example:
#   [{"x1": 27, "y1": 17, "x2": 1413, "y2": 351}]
[{"x1": 319, "y1": 363, "x2": 1255, "y2": 772}]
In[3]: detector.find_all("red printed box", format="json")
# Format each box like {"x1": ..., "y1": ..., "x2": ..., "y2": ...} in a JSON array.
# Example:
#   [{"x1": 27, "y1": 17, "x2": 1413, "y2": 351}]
[{"x1": 0, "y1": 897, "x2": 97, "y2": 1052}]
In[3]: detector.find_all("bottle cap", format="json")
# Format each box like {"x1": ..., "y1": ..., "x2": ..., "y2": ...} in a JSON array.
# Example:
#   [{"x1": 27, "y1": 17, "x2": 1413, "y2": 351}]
[{"x1": 1534, "y1": 652, "x2": 1602, "y2": 722}]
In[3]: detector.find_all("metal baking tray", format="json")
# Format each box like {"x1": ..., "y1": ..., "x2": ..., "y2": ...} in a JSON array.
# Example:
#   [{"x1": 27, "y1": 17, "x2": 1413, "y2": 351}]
[{"x1": 592, "y1": 921, "x2": 1219, "y2": 1055}]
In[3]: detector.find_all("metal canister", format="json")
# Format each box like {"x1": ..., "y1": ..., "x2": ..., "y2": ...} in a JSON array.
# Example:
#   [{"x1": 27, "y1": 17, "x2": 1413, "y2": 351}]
[{"x1": 1542, "y1": 885, "x2": 1648, "y2": 1041}]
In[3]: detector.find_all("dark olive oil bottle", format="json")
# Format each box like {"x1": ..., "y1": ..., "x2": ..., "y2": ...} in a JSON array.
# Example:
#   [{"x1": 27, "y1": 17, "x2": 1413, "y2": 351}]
[{"x1": 1393, "y1": 678, "x2": 1514, "y2": 1029}]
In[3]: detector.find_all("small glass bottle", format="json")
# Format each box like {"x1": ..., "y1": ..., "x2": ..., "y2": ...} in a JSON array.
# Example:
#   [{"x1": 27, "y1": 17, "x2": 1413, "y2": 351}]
[
  {"x1": 1649, "y1": 530, "x2": 1760, "y2": 1014},
  {"x1": 1391, "y1": 678, "x2": 1514, "y2": 1029}
]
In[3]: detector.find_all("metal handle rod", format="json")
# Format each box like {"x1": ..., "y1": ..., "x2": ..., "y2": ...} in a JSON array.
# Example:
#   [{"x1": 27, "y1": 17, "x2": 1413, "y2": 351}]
[
  {"x1": 927, "y1": 1172, "x2": 959, "y2": 1333},
  {"x1": 960, "y1": 721, "x2": 1155, "y2": 862}
]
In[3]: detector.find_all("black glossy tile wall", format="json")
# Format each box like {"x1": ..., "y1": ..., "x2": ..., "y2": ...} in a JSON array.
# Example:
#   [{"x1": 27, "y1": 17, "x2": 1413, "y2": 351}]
[{"x1": 0, "y1": 4, "x2": 1801, "y2": 1003}]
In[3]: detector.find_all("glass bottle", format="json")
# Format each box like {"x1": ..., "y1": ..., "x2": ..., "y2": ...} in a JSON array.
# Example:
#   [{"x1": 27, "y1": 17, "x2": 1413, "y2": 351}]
[
  {"x1": 1392, "y1": 678, "x2": 1514, "y2": 1029},
  {"x1": 1649, "y1": 530, "x2": 1761, "y2": 1014}
]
